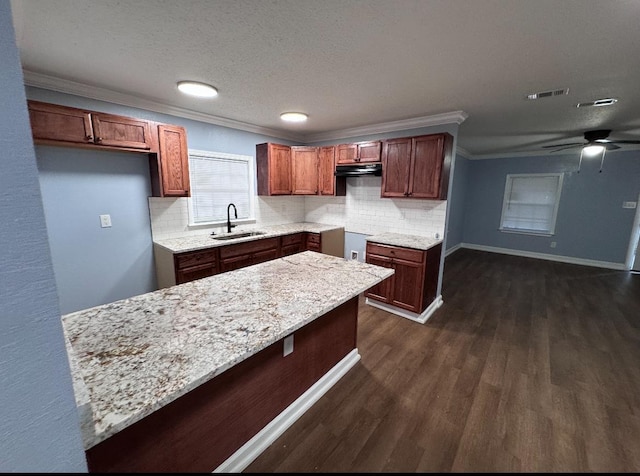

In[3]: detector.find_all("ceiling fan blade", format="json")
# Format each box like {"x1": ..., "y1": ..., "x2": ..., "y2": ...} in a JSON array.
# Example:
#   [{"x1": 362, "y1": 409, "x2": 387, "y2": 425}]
[
  {"x1": 541, "y1": 142, "x2": 583, "y2": 149},
  {"x1": 605, "y1": 143, "x2": 621, "y2": 150},
  {"x1": 608, "y1": 140, "x2": 640, "y2": 144},
  {"x1": 545, "y1": 144, "x2": 583, "y2": 153}
]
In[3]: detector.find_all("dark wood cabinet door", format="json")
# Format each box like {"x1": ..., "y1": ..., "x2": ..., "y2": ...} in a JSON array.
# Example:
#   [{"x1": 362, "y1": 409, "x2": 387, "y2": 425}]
[
  {"x1": 158, "y1": 124, "x2": 190, "y2": 197},
  {"x1": 220, "y1": 255, "x2": 254, "y2": 273},
  {"x1": 257, "y1": 143, "x2": 292, "y2": 195},
  {"x1": 381, "y1": 137, "x2": 412, "y2": 197},
  {"x1": 291, "y1": 146, "x2": 319, "y2": 195},
  {"x1": 28, "y1": 100, "x2": 94, "y2": 144},
  {"x1": 176, "y1": 263, "x2": 217, "y2": 284},
  {"x1": 318, "y1": 146, "x2": 336, "y2": 195},
  {"x1": 91, "y1": 113, "x2": 152, "y2": 150},
  {"x1": 281, "y1": 243, "x2": 303, "y2": 257},
  {"x1": 251, "y1": 248, "x2": 280, "y2": 266},
  {"x1": 357, "y1": 141, "x2": 382, "y2": 163},
  {"x1": 408, "y1": 134, "x2": 445, "y2": 199},
  {"x1": 391, "y1": 258, "x2": 424, "y2": 313},
  {"x1": 336, "y1": 143, "x2": 357, "y2": 164},
  {"x1": 364, "y1": 254, "x2": 393, "y2": 303}
]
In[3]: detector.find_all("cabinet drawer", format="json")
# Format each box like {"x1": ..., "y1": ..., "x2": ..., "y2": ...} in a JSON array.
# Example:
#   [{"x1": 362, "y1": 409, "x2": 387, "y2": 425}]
[
  {"x1": 366, "y1": 243, "x2": 424, "y2": 263},
  {"x1": 281, "y1": 233, "x2": 304, "y2": 246},
  {"x1": 175, "y1": 249, "x2": 218, "y2": 269},
  {"x1": 306, "y1": 233, "x2": 321, "y2": 244},
  {"x1": 219, "y1": 237, "x2": 279, "y2": 259}
]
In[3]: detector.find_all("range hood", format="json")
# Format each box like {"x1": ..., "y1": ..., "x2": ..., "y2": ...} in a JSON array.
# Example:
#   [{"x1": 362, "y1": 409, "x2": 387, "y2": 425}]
[{"x1": 334, "y1": 163, "x2": 382, "y2": 177}]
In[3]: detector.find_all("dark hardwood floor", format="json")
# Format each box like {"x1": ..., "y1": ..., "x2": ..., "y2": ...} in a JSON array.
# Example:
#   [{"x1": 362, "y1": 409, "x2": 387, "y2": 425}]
[{"x1": 245, "y1": 249, "x2": 640, "y2": 472}]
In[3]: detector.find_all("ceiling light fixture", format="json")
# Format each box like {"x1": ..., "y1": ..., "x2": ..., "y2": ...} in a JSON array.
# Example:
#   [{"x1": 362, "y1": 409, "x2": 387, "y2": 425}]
[
  {"x1": 280, "y1": 112, "x2": 308, "y2": 123},
  {"x1": 582, "y1": 144, "x2": 605, "y2": 156},
  {"x1": 177, "y1": 81, "x2": 218, "y2": 98}
]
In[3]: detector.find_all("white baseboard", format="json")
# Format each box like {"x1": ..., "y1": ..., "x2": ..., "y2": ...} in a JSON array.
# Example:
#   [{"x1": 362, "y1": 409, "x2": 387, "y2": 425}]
[
  {"x1": 365, "y1": 295, "x2": 443, "y2": 324},
  {"x1": 445, "y1": 243, "x2": 462, "y2": 257},
  {"x1": 214, "y1": 349, "x2": 361, "y2": 473},
  {"x1": 459, "y1": 243, "x2": 626, "y2": 270}
]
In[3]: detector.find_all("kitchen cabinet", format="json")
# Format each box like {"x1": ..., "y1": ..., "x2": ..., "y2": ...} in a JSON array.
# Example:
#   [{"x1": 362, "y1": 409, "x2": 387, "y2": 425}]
[
  {"x1": 219, "y1": 237, "x2": 280, "y2": 272},
  {"x1": 156, "y1": 124, "x2": 190, "y2": 197},
  {"x1": 381, "y1": 133, "x2": 453, "y2": 200},
  {"x1": 336, "y1": 141, "x2": 381, "y2": 165},
  {"x1": 365, "y1": 242, "x2": 442, "y2": 314},
  {"x1": 280, "y1": 233, "x2": 305, "y2": 256},
  {"x1": 256, "y1": 143, "x2": 292, "y2": 195},
  {"x1": 28, "y1": 100, "x2": 152, "y2": 150},
  {"x1": 291, "y1": 146, "x2": 319, "y2": 195},
  {"x1": 318, "y1": 146, "x2": 346, "y2": 196},
  {"x1": 174, "y1": 249, "x2": 218, "y2": 285},
  {"x1": 306, "y1": 232, "x2": 321, "y2": 252},
  {"x1": 27, "y1": 100, "x2": 190, "y2": 198}
]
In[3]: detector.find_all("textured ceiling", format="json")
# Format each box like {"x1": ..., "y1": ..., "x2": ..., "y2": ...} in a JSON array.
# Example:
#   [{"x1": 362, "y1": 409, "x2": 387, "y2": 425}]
[{"x1": 10, "y1": 0, "x2": 640, "y2": 157}]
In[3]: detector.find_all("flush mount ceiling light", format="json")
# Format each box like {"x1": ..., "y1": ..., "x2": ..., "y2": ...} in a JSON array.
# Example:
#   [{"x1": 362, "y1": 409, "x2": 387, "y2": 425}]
[
  {"x1": 582, "y1": 144, "x2": 605, "y2": 156},
  {"x1": 280, "y1": 112, "x2": 308, "y2": 123},
  {"x1": 177, "y1": 81, "x2": 218, "y2": 98}
]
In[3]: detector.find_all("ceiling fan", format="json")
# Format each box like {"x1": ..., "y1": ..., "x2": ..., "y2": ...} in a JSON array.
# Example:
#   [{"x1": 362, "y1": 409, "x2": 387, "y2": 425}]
[
  {"x1": 542, "y1": 129, "x2": 640, "y2": 153},
  {"x1": 542, "y1": 129, "x2": 640, "y2": 172}
]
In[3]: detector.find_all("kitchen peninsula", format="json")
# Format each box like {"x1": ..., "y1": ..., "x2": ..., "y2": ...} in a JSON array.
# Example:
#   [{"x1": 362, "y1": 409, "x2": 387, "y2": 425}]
[{"x1": 62, "y1": 251, "x2": 393, "y2": 472}]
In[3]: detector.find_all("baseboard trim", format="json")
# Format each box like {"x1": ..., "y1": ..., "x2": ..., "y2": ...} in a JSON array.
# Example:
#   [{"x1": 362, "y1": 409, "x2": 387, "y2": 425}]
[
  {"x1": 460, "y1": 243, "x2": 626, "y2": 270},
  {"x1": 214, "y1": 348, "x2": 361, "y2": 473},
  {"x1": 445, "y1": 243, "x2": 463, "y2": 257},
  {"x1": 365, "y1": 295, "x2": 443, "y2": 324}
]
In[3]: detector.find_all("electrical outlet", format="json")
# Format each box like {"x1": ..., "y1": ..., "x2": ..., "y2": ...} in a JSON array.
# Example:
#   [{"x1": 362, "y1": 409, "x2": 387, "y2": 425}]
[
  {"x1": 283, "y1": 335, "x2": 294, "y2": 356},
  {"x1": 623, "y1": 201, "x2": 637, "y2": 209},
  {"x1": 351, "y1": 250, "x2": 359, "y2": 260},
  {"x1": 99, "y1": 214, "x2": 112, "y2": 228},
  {"x1": 550, "y1": 241, "x2": 557, "y2": 248}
]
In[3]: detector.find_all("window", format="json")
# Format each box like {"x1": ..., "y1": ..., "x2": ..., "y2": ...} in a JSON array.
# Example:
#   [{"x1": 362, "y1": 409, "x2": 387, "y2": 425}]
[
  {"x1": 499, "y1": 173, "x2": 563, "y2": 235},
  {"x1": 187, "y1": 149, "x2": 255, "y2": 225}
]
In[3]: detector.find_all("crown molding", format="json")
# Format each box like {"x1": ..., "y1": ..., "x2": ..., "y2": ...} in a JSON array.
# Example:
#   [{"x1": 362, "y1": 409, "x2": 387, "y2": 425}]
[
  {"x1": 22, "y1": 70, "x2": 305, "y2": 142},
  {"x1": 23, "y1": 70, "x2": 469, "y2": 146},
  {"x1": 455, "y1": 146, "x2": 472, "y2": 159},
  {"x1": 302, "y1": 110, "x2": 468, "y2": 143}
]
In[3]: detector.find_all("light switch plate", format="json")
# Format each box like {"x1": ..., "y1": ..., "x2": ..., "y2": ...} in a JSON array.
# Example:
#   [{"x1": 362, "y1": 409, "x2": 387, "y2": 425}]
[
  {"x1": 100, "y1": 214, "x2": 112, "y2": 228},
  {"x1": 622, "y1": 201, "x2": 637, "y2": 209}
]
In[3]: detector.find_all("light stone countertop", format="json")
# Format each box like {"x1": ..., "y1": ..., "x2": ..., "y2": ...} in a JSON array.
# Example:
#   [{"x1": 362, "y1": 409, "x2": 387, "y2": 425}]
[
  {"x1": 62, "y1": 251, "x2": 393, "y2": 450},
  {"x1": 365, "y1": 232, "x2": 443, "y2": 251},
  {"x1": 154, "y1": 222, "x2": 343, "y2": 254}
]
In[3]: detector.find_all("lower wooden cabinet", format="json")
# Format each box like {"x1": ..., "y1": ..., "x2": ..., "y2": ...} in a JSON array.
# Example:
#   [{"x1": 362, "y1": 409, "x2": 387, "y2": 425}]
[
  {"x1": 306, "y1": 232, "x2": 321, "y2": 252},
  {"x1": 280, "y1": 233, "x2": 305, "y2": 256},
  {"x1": 364, "y1": 242, "x2": 442, "y2": 314},
  {"x1": 174, "y1": 249, "x2": 218, "y2": 285},
  {"x1": 219, "y1": 237, "x2": 280, "y2": 273}
]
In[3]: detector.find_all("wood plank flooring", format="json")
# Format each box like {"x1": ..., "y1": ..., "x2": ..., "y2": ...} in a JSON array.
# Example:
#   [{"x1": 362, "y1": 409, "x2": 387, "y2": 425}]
[{"x1": 245, "y1": 249, "x2": 640, "y2": 472}]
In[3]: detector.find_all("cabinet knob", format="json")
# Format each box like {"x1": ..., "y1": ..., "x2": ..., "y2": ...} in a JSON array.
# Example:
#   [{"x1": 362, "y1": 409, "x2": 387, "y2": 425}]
[
  {"x1": 85, "y1": 135, "x2": 94, "y2": 141},
  {"x1": 95, "y1": 137, "x2": 103, "y2": 142}
]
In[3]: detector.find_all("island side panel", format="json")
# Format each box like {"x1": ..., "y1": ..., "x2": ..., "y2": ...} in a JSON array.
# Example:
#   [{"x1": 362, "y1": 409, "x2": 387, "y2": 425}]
[{"x1": 85, "y1": 296, "x2": 359, "y2": 472}]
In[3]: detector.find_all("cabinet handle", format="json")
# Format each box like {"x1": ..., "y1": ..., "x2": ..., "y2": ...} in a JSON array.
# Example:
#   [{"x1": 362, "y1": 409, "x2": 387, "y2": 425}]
[
  {"x1": 95, "y1": 137, "x2": 102, "y2": 142},
  {"x1": 86, "y1": 135, "x2": 94, "y2": 141}
]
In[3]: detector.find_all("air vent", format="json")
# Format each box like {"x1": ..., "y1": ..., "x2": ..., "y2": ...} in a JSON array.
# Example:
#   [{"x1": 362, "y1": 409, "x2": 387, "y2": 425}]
[
  {"x1": 525, "y1": 88, "x2": 569, "y2": 100},
  {"x1": 576, "y1": 98, "x2": 618, "y2": 108}
]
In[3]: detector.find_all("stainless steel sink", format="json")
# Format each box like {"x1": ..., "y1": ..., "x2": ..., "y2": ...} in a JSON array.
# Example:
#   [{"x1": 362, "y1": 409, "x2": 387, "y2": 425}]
[{"x1": 211, "y1": 231, "x2": 267, "y2": 241}]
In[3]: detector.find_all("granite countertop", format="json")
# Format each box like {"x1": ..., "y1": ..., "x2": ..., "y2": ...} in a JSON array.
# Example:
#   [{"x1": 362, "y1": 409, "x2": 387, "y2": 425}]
[
  {"x1": 154, "y1": 222, "x2": 343, "y2": 254},
  {"x1": 365, "y1": 232, "x2": 443, "y2": 251},
  {"x1": 62, "y1": 251, "x2": 393, "y2": 450}
]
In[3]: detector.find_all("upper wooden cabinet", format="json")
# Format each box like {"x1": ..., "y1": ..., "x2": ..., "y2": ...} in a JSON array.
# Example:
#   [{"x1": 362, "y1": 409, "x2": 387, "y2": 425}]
[
  {"x1": 157, "y1": 124, "x2": 190, "y2": 197},
  {"x1": 291, "y1": 146, "x2": 319, "y2": 195},
  {"x1": 28, "y1": 100, "x2": 152, "y2": 150},
  {"x1": 256, "y1": 143, "x2": 292, "y2": 195},
  {"x1": 336, "y1": 141, "x2": 381, "y2": 165},
  {"x1": 27, "y1": 100, "x2": 190, "y2": 197},
  {"x1": 381, "y1": 133, "x2": 453, "y2": 200},
  {"x1": 318, "y1": 146, "x2": 346, "y2": 196}
]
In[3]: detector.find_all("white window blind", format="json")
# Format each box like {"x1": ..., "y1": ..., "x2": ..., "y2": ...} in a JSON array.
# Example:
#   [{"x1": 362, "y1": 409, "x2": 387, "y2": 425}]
[
  {"x1": 188, "y1": 150, "x2": 255, "y2": 225},
  {"x1": 499, "y1": 173, "x2": 563, "y2": 235}
]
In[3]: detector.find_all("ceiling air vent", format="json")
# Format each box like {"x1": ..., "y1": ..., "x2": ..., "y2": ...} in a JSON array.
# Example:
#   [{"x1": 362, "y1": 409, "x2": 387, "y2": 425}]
[
  {"x1": 576, "y1": 98, "x2": 618, "y2": 108},
  {"x1": 525, "y1": 88, "x2": 569, "y2": 100}
]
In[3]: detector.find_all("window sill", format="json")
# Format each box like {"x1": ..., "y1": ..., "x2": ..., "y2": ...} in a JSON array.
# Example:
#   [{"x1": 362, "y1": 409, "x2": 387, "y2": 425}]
[{"x1": 499, "y1": 228, "x2": 554, "y2": 237}]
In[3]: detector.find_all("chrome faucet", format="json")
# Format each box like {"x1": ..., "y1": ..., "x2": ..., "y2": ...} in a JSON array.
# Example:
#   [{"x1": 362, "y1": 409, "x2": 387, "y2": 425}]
[{"x1": 227, "y1": 203, "x2": 237, "y2": 233}]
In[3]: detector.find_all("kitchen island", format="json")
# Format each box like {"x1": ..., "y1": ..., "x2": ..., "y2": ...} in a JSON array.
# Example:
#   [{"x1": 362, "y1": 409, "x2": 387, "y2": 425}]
[{"x1": 62, "y1": 251, "x2": 393, "y2": 472}]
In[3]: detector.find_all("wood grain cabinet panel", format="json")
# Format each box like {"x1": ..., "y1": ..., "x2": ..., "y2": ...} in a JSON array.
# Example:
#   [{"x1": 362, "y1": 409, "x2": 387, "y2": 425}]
[
  {"x1": 336, "y1": 141, "x2": 381, "y2": 165},
  {"x1": 91, "y1": 112, "x2": 152, "y2": 150},
  {"x1": 291, "y1": 146, "x2": 319, "y2": 195},
  {"x1": 280, "y1": 233, "x2": 305, "y2": 257},
  {"x1": 256, "y1": 143, "x2": 292, "y2": 195},
  {"x1": 157, "y1": 124, "x2": 190, "y2": 197},
  {"x1": 365, "y1": 242, "x2": 442, "y2": 314},
  {"x1": 381, "y1": 133, "x2": 453, "y2": 200},
  {"x1": 174, "y1": 248, "x2": 218, "y2": 285},
  {"x1": 318, "y1": 146, "x2": 346, "y2": 196},
  {"x1": 28, "y1": 100, "x2": 94, "y2": 144}
]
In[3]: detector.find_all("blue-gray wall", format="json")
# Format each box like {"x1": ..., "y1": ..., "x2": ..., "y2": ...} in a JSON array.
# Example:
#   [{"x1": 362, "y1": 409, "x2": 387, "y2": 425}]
[
  {"x1": 461, "y1": 151, "x2": 640, "y2": 264},
  {"x1": 345, "y1": 231, "x2": 369, "y2": 262},
  {"x1": 444, "y1": 153, "x2": 470, "y2": 251},
  {"x1": 0, "y1": 1, "x2": 87, "y2": 470},
  {"x1": 37, "y1": 147, "x2": 157, "y2": 314}
]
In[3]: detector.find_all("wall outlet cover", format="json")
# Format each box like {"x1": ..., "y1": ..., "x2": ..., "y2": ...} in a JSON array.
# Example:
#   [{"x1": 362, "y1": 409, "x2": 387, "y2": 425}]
[
  {"x1": 99, "y1": 214, "x2": 112, "y2": 228},
  {"x1": 351, "y1": 250, "x2": 359, "y2": 260}
]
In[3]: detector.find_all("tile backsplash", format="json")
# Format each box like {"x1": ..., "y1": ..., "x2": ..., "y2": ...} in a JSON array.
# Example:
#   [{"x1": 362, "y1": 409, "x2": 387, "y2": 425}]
[{"x1": 149, "y1": 177, "x2": 445, "y2": 240}]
